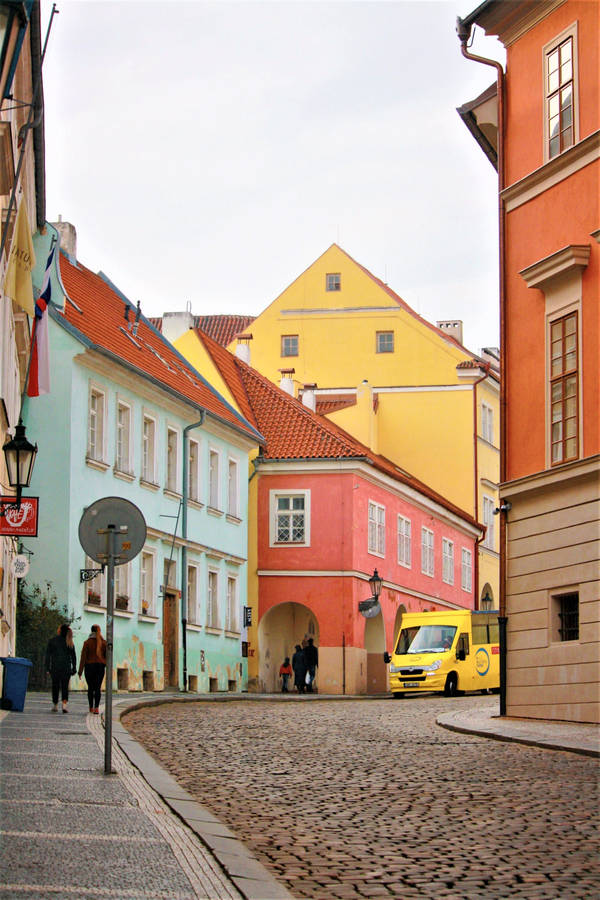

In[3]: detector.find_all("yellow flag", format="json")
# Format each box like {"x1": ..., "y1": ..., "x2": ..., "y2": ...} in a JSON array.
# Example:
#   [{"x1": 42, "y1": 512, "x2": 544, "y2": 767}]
[{"x1": 3, "y1": 199, "x2": 36, "y2": 316}]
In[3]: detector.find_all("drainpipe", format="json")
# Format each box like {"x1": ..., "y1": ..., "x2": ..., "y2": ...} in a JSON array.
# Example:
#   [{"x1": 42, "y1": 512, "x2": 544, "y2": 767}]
[
  {"x1": 472, "y1": 365, "x2": 490, "y2": 610},
  {"x1": 181, "y1": 412, "x2": 205, "y2": 692},
  {"x1": 457, "y1": 17, "x2": 507, "y2": 715}
]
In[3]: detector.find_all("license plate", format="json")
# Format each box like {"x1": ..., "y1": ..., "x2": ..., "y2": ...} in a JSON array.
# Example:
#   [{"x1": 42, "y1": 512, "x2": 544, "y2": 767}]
[{"x1": 403, "y1": 682, "x2": 418, "y2": 688}]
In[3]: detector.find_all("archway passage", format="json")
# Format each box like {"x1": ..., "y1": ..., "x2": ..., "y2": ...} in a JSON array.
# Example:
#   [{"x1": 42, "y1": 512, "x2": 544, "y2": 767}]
[
  {"x1": 258, "y1": 603, "x2": 319, "y2": 693},
  {"x1": 391, "y1": 604, "x2": 407, "y2": 655},
  {"x1": 364, "y1": 613, "x2": 386, "y2": 694}
]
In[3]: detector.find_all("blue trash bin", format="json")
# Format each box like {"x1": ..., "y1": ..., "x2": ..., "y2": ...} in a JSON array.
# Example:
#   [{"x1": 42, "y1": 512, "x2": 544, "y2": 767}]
[{"x1": 1, "y1": 657, "x2": 33, "y2": 711}]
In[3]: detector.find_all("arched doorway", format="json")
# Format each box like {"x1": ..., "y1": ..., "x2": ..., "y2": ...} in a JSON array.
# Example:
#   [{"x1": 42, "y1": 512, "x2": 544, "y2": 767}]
[
  {"x1": 364, "y1": 613, "x2": 386, "y2": 694},
  {"x1": 258, "y1": 603, "x2": 319, "y2": 693}
]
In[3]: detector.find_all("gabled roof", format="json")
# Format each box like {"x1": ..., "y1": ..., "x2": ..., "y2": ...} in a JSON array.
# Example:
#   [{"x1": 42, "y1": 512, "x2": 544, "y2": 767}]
[
  {"x1": 197, "y1": 332, "x2": 480, "y2": 529},
  {"x1": 53, "y1": 252, "x2": 262, "y2": 443},
  {"x1": 149, "y1": 313, "x2": 255, "y2": 347}
]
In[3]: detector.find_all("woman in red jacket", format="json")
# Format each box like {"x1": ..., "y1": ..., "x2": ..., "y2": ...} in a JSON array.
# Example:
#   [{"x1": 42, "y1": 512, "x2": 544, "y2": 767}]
[{"x1": 78, "y1": 624, "x2": 107, "y2": 714}]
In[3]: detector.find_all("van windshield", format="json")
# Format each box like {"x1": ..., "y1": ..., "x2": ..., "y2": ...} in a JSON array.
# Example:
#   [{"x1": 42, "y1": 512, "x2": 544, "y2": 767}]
[{"x1": 395, "y1": 625, "x2": 457, "y2": 654}]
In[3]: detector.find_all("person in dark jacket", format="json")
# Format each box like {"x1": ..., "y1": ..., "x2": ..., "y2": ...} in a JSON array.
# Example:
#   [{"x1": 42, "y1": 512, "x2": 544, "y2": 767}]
[
  {"x1": 45, "y1": 623, "x2": 77, "y2": 713},
  {"x1": 303, "y1": 637, "x2": 318, "y2": 692},
  {"x1": 292, "y1": 644, "x2": 307, "y2": 693},
  {"x1": 78, "y1": 624, "x2": 107, "y2": 714}
]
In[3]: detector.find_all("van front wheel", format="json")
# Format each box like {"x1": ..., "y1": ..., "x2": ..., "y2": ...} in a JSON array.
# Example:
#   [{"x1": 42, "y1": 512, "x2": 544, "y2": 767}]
[
  {"x1": 444, "y1": 673, "x2": 458, "y2": 697},
  {"x1": 392, "y1": 692, "x2": 404, "y2": 699}
]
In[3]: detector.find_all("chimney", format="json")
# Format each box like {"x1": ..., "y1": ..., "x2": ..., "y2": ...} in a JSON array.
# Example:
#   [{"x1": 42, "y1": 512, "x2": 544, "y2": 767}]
[
  {"x1": 53, "y1": 216, "x2": 77, "y2": 261},
  {"x1": 301, "y1": 383, "x2": 317, "y2": 412},
  {"x1": 235, "y1": 332, "x2": 253, "y2": 364},
  {"x1": 162, "y1": 305, "x2": 194, "y2": 344},
  {"x1": 437, "y1": 320, "x2": 464, "y2": 345},
  {"x1": 278, "y1": 368, "x2": 295, "y2": 396}
]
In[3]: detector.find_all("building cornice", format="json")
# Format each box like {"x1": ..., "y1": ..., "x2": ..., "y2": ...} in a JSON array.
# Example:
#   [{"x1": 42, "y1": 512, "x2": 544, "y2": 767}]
[
  {"x1": 256, "y1": 458, "x2": 482, "y2": 538},
  {"x1": 501, "y1": 454, "x2": 600, "y2": 501},
  {"x1": 519, "y1": 244, "x2": 591, "y2": 290},
  {"x1": 502, "y1": 130, "x2": 600, "y2": 213}
]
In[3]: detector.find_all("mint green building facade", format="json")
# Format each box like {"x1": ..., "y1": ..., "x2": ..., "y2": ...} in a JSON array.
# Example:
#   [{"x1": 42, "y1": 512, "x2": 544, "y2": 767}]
[{"x1": 24, "y1": 236, "x2": 259, "y2": 693}]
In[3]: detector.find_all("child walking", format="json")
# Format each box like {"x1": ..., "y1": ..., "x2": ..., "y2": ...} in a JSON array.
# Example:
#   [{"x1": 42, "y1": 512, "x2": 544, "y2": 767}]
[{"x1": 279, "y1": 657, "x2": 292, "y2": 693}]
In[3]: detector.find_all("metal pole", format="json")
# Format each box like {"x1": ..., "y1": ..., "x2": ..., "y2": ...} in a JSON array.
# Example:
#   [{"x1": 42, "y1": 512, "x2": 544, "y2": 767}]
[
  {"x1": 104, "y1": 525, "x2": 115, "y2": 775},
  {"x1": 342, "y1": 631, "x2": 346, "y2": 695}
]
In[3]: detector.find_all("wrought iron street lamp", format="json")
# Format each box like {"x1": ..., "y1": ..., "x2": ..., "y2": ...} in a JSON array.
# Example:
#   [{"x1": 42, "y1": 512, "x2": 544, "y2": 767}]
[
  {"x1": 1, "y1": 419, "x2": 37, "y2": 513},
  {"x1": 368, "y1": 568, "x2": 383, "y2": 600}
]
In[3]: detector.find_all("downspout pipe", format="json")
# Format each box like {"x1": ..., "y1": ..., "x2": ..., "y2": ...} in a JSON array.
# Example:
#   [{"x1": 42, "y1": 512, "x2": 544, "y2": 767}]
[
  {"x1": 472, "y1": 365, "x2": 490, "y2": 610},
  {"x1": 456, "y1": 17, "x2": 508, "y2": 716},
  {"x1": 180, "y1": 412, "x2": 205, "y2": 692}
]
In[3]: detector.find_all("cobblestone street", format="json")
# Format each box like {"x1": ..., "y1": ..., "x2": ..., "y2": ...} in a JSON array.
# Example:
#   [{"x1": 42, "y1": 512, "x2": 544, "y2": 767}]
[{"x1": 124, "y1": 696, "x2": 599, "y2": 900}]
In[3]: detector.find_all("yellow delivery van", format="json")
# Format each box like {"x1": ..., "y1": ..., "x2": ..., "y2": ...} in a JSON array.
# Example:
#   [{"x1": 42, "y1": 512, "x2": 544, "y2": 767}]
[{"x1": 384, "y1": 609, "x2": 499, "y2": 697}]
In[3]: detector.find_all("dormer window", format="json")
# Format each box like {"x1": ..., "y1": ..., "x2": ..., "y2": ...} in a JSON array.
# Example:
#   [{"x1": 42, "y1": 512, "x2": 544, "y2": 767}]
[{"x1": 326, "y1": 273, "x2": 341, "y2": 291}]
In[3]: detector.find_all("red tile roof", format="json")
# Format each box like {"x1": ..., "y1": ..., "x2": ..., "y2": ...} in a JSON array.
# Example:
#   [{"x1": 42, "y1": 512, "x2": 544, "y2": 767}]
[
  {"x1": 197, "y1": 332, "x2": 480, "y2": 529},
  {"x1": 54, "y1": 253, "x2": 261, "y2": 442},
  {"x1": 149, "y1": 314, "x2": 255, "y2": 347},
  {"x1": 315, "y1": 396, "x2": 357, "y2": 415}
]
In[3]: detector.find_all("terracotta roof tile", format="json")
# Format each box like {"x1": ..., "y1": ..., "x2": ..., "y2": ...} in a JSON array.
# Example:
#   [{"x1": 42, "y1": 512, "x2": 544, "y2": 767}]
[
  {"x1": 315, "y1": 396, "x2": 357, "y2": 415},
  {"x1": 55, "y1": 254, "x2": 261, "y2": 442},
  {"x1": 197, "y1": 333, "x2": 479, "y2": 528},
  {"x1": 195, "y1": 315, "x2": 255, "y2": 347}
]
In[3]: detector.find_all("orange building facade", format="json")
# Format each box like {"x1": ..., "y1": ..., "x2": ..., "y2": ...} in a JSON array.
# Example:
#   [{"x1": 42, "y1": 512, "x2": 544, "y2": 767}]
[{"x1": 458, "y1": 0, "x2": 599, "y2": 722}]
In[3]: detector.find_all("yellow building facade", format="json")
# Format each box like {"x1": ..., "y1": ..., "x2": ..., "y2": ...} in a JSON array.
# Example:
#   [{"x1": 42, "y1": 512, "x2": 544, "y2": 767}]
[{"x1": 227, "y1": 245, "x2": 500, "y2": 608}]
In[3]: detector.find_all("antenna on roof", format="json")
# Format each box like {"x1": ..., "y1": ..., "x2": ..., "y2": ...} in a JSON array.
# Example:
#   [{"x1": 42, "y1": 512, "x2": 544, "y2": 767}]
[{"x1": 133, "y1": 301, "x2": 141, "y2": 335}]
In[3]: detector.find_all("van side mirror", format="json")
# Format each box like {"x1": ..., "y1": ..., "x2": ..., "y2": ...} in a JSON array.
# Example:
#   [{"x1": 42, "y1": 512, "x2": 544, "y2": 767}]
[
  {"x1": 383, "y1": 652, "x2": 391, "y2": 664},
  {"x1": 457, "y1": 649, "x2": 466, "y2": 662}
]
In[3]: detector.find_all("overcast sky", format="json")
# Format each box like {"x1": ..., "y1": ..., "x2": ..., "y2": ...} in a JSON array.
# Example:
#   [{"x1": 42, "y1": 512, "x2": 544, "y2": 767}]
[{"x1": 40, "y1": 0, "x2": 505, "y2": 353}]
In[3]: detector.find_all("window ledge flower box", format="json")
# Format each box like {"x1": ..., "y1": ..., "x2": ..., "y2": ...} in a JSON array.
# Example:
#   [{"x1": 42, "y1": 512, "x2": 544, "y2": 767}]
[
  {"x1": 115, "y1": 594, "x2": 129, "y2": 610},
  {"x1": 87, "y1": 592, "x2": 101, "y2": 606}
]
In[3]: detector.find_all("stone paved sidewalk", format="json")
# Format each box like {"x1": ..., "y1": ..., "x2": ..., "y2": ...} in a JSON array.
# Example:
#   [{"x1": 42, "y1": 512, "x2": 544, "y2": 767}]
[{"x1": 0, "y1": 691, "x2": 288, "y2": 900}]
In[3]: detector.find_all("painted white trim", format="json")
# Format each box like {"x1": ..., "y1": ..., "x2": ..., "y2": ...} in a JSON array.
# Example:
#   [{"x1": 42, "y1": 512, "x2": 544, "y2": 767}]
[
  {"x1": 88, "y1": 381, "x2": 107, "y2": 464},
  {"x1": 166, "y1": 424, "x2": 181, "y2": 494},
  {"x1": 141, "y1": 410, "x2": 158, "y2": 484},
  {"x1": 542, "y1": 22, "x2": 579, "y2": 165},
  {"x1": 208, "y1": 446, "x2": 221, "y2": 511},
  {"x1": 257, "y1": 459, "x2": 481, "y2": 538},
  {"x1": 281, "y1": 305, "x2": 401, "y2": 315},
  {"x1": 269, "y1": 488, "x2": 311, "y2": 547},
  {"x1": 115, "y1": 395, "x2": 134, "y2": 476},
  {"x1": 256, "y1": 569, "x2": 467, "y2": 610}
]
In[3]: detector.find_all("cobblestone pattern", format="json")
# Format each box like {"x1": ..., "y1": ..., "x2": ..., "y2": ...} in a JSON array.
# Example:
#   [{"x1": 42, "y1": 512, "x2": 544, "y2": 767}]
[{"x1": 124, "y1": 695, "x2": 600, "y2": 900}]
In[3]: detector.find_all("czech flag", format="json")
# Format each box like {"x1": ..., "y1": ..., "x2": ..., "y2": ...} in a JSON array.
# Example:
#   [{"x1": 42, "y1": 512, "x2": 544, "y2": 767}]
[{"x1": 27, "y1": 245, "x2": 54, "y2": 397}]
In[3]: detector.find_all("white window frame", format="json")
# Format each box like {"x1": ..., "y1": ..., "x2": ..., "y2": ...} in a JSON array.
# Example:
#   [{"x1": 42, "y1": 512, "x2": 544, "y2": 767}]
[
  {"x1": 208, "y1": 447, "x2": 220, "y2": 509},
  {"x1": 462, "y1": 548, "x2": 473, "y2": 593},
  {"x1": 397, "y1": 515, "x2": 411, "y2": 568},
  {"x1": 481, "y1": 402, "x2": 494, "y2": 444},
  {"x1": 226, "y1": 575, "x2": 239, "y2": 633},
  {"x1": 326, "y1": 273, "x2": 341, "y2": 292},
  {"x1": 227, "y1": 457, "x2": 239, "y2": 517},
  {"x1": 376, "y1": 331, "x2": 394, "y2": 354},
  {"x1": 140, "y1": 549, "x2": 156, "y2": 616},
  {"x1": 115, "y1": 399, "x2": 133, "y2": 474},
  {"x1": 88, "y1": 384, "x2": 107, "y2": 462},
  {"x1": 142, "y1": 413, "x2": 157, "y2": 484},
  {"x1": 543, "y1": 23, "x2": 579, "y2": 163},
  {"x1": 187, "y1": 563, "x2": 199, "y2": 625},
  {"x1": 483, "y1": 495, "x2": 495, "y2": 551},
  {"x1": 421, "y1": 527, "x2": 434, "y2": 577},
  {"x1": 114, "y1": 561, "x2": 131, "y2": 609},
  {"x1": 188, "y1": 437, "x2": 201, "y2": 503},
  {"x1": 269, "y1": 489, "x2": 311, "y2": 547},
  {"x1": 442, "y1": 538, "x2": 454, "y2": 585},
  {"x1": 166, "y1": 425, "x2": 180, "y2": 493},
  {"x1": 207, "y1": 569, "x2": 219, "y2": 629},
  {"x1": 84, "y1": 555, "x2": 106, "y2": 606},
  {"x1": 281, "y1": 334, "x2": 299, "y2": 357},
  {"x1": 368, "y1": 501, "x2": 385, "y2": 557}
]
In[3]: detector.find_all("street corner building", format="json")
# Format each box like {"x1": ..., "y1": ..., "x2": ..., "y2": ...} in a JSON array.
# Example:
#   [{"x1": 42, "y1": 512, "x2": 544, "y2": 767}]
[
  {"x1": 457, "y1": 0, "x2": 599, "y2": 723},
  {"x1": 165, "y1": 326, "x2": 485, "y2": 696},
  {"x1": 22, "y1": 221, "x2": 263, "y2": 695}
]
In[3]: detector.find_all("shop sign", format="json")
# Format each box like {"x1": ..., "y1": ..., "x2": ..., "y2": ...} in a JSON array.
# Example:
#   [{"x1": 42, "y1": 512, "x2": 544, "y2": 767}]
[{"x1": 0, "y1": 498, "x2": 39, "y2": 536}]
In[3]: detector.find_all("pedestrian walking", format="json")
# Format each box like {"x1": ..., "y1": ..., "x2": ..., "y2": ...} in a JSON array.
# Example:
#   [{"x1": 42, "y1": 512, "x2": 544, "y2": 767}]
[
  {"x1": 279, "y1": 657, "x2": 292, "y2": 693},
  {"x1": 303, "y1": 637, "x2": 318, "y2": 693},
  {"x1": 292, "y1": 643, "x2": 306, "y2": 693},
  {"x1": 78, "y1": 624, "x2": 107, "y2": 714},
  {"x1": 45, "y1": 623, "x2": 77, "y2": 713}
]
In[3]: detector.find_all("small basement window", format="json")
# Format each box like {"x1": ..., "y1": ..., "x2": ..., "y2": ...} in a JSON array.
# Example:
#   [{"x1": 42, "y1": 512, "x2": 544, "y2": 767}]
[{"x1": 552, "y1": 591, "x2": 579, "y2": 642}]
